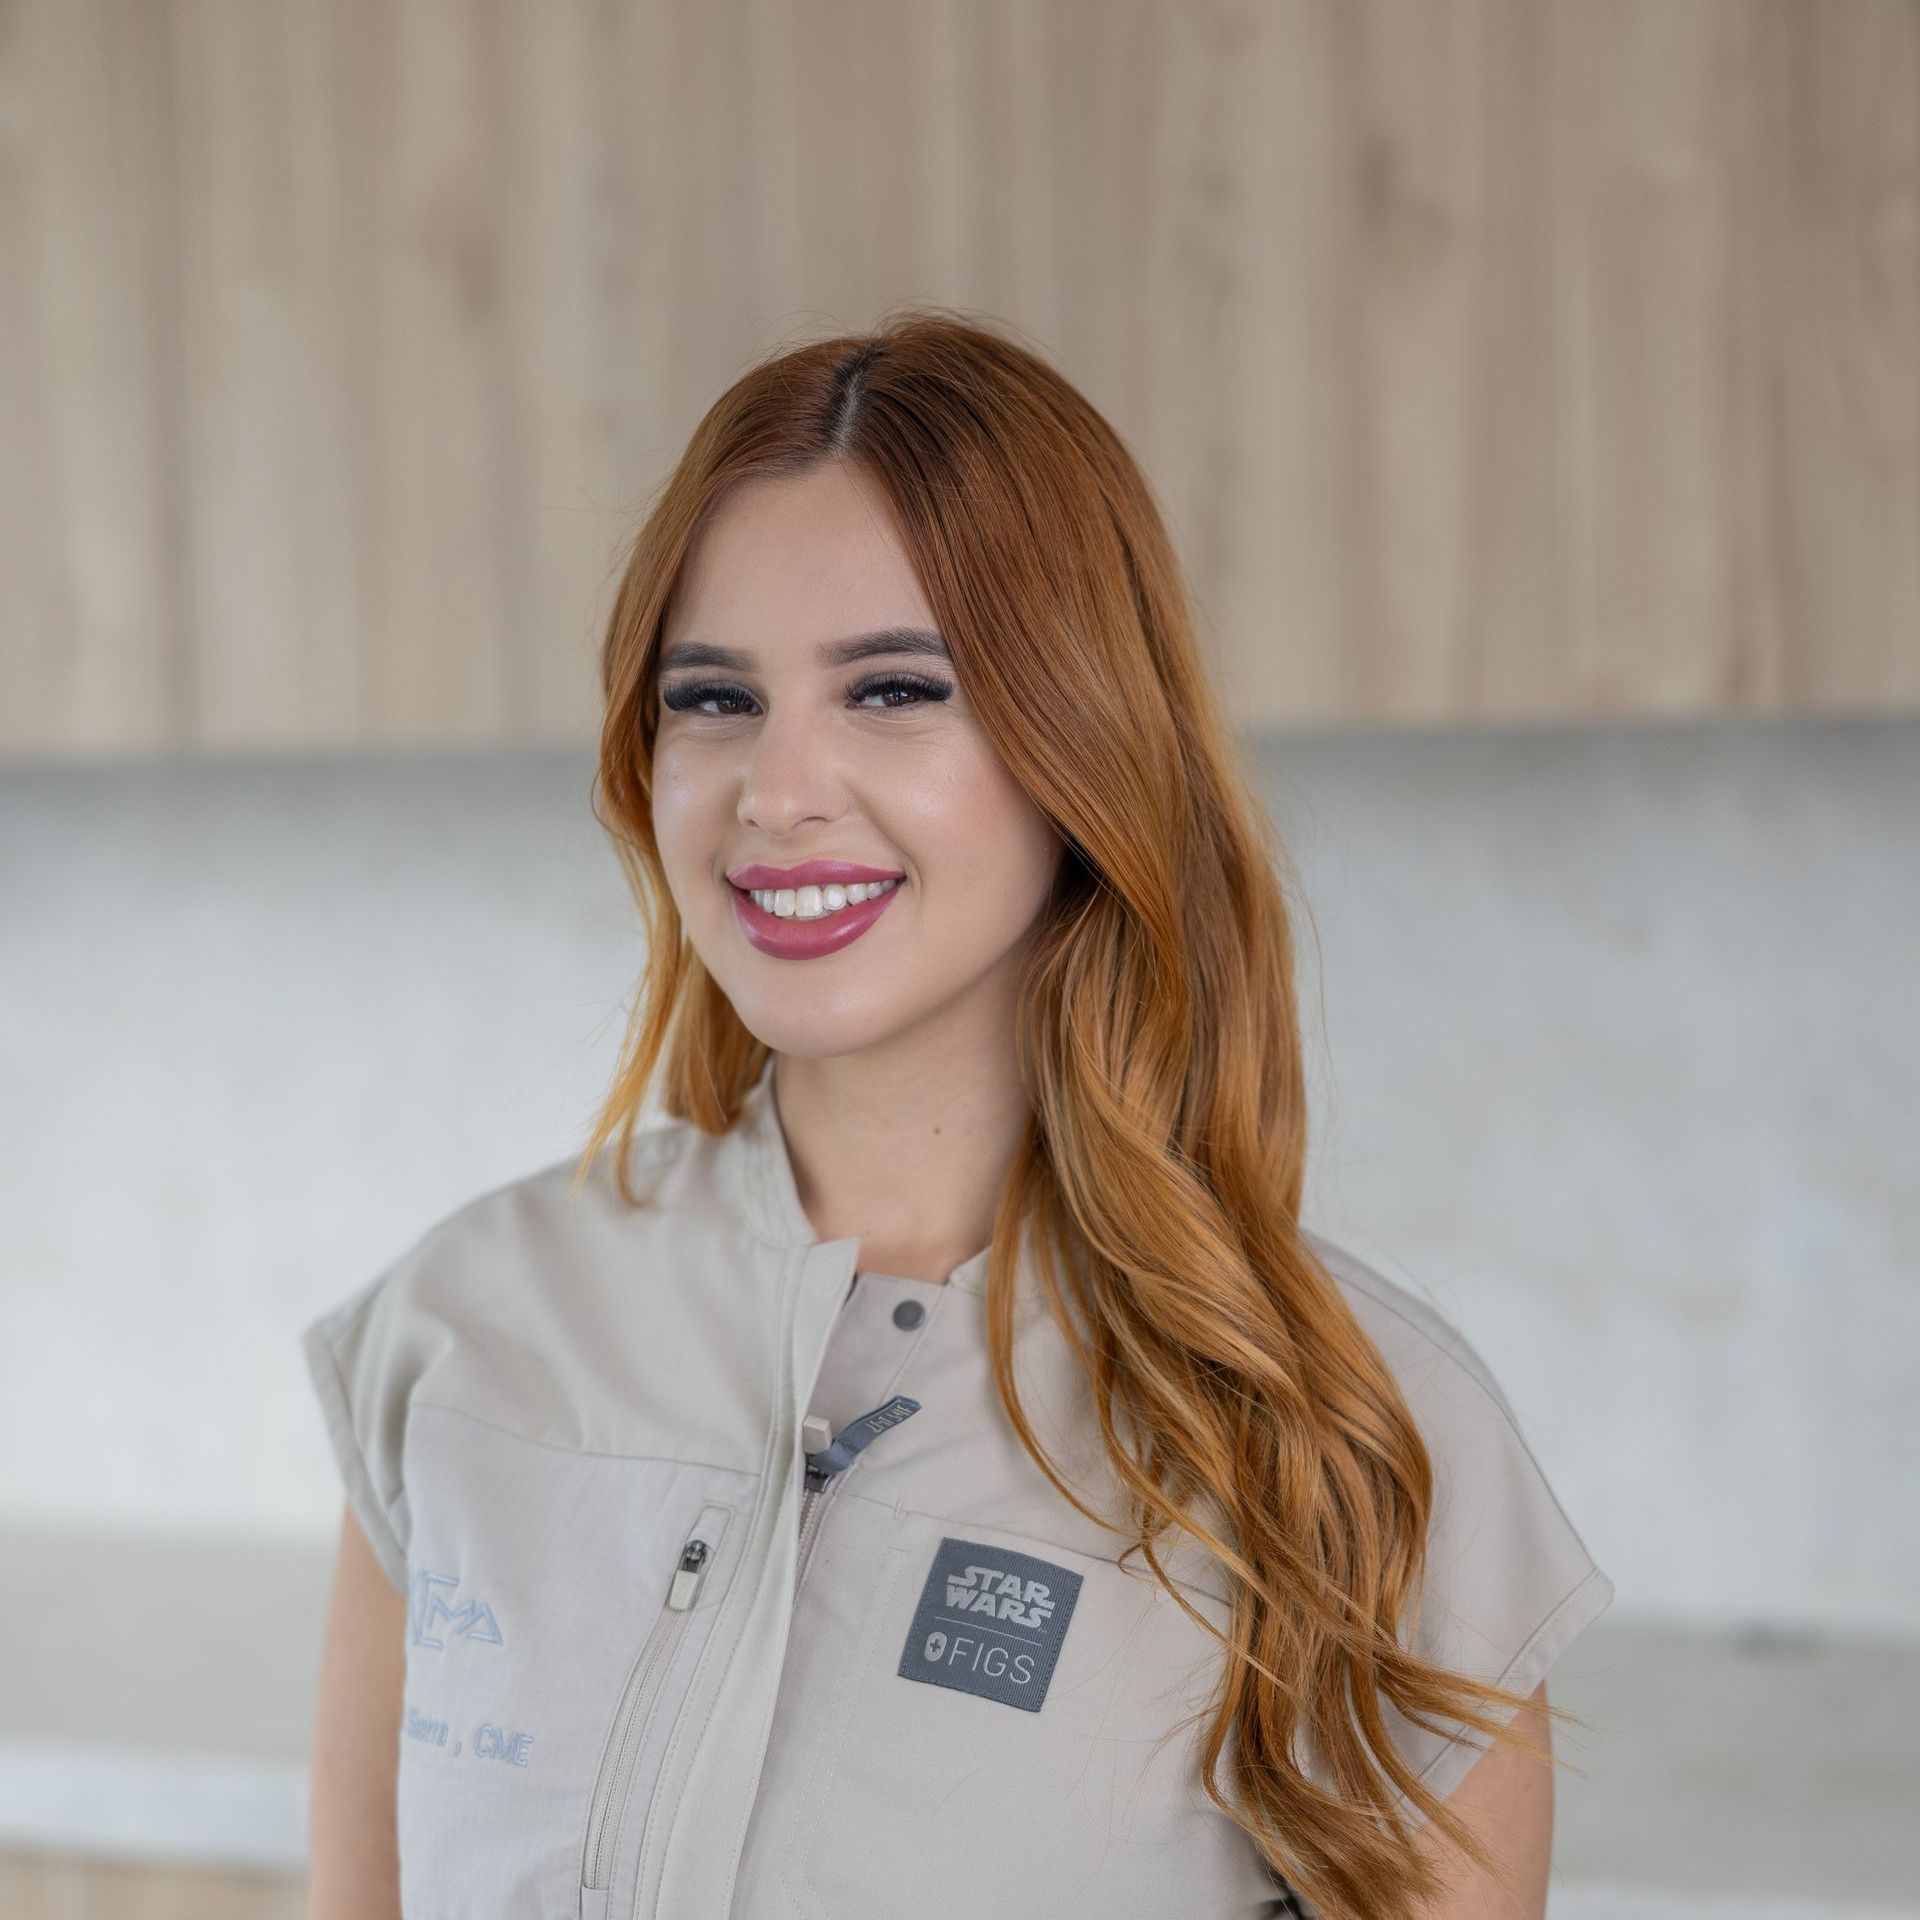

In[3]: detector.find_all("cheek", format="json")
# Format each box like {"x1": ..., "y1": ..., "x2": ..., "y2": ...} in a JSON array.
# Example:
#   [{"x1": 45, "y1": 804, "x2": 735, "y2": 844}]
[
  {"x1": 904, "y1": 752, "x2": 1058, "y2": 928},
  {"x1": 649, "y1": 751, "x2": 725, "y2": 890}
]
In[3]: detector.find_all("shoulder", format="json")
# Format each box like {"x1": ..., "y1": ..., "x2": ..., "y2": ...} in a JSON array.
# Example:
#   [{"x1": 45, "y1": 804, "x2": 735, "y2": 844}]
[
  {"x1": 366, "y1": 1112, "x2": 712, "y2": 1307},
  {"x1": 1301, "y1": 1225, "x2": 1584, "y2": 1545},
  {"x1": 301, "y1": 1112, "x2": 718, "y2": 1396},
  {"x1": 1303, "y1": 1226, "x2": 1522, "y2": 1423}
]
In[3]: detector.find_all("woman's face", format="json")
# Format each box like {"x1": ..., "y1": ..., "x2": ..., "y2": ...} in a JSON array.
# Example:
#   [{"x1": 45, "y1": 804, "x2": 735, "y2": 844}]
[{"x1": 650, "y1": 461, "x2": 1064, "y2": 1064}]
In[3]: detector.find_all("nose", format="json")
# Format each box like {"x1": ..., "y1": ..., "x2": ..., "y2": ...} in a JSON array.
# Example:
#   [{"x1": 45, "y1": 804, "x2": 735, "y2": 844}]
[{"x1": 735, "y1": 701, "x2": 847, "y2": 836}]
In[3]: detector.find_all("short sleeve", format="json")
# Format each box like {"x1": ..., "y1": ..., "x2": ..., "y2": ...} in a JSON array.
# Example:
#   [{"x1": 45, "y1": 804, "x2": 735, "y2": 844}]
[
  {"x1": 1308, "y1": 1236, "x2": 1616, "y2": 1818},
  {"x1": 1389, "y1": 1320, "x2": 1614, "y2": 1812},
  {"x1": 300, "y1": 1266, "x2": 416, "y2": 1593}
]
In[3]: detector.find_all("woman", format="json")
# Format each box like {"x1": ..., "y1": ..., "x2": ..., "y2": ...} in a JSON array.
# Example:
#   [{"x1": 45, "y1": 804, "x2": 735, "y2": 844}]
[{"x1": 303, "y1": 310, "x2": 1613, "y2": 1920}]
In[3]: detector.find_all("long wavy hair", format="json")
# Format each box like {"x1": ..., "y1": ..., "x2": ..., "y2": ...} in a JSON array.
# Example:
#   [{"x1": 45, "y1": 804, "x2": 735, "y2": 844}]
[{"x1": 575, "y1": 307, "x2": 1592, "y2": 1919}]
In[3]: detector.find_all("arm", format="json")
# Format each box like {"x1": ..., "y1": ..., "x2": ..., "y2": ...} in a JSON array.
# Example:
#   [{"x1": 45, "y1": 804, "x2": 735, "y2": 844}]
[
  {"x1": 1412, "y1": 1682, "x2": 1556, "y2": 1920},
  {"x1": 307, "y1": 1502, "x2": 406, "y2": 1920}
]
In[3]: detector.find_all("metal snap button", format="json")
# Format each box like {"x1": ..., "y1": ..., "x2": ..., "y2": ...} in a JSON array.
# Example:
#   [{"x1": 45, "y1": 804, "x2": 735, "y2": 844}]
[{"x1": 892, "y1": 1299, "x2": 927, "y2": 1330}]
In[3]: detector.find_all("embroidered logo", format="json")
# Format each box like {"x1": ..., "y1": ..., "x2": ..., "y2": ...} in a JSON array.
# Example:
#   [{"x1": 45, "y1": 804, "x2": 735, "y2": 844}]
[
  {"x1": 897, "y1": 1536, "x2": 1083, "y2": 1712},
  {"x1": 408, "y1": 1568, "x2": 505, "y2": 1649}
]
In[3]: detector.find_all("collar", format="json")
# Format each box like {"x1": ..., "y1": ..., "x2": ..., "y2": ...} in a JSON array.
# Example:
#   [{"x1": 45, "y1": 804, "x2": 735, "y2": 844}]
[{"x1": 727, "y1": 1054, "x2": 993, "y2": 1296}]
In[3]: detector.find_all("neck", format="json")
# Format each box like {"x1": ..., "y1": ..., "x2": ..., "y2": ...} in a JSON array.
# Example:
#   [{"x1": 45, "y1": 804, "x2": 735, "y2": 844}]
[{"x1": 770, "y1": 1038, "x2": 1028, "y2": 1287}]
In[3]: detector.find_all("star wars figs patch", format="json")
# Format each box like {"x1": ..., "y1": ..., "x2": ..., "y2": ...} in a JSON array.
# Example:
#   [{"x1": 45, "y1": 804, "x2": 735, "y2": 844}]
[{"x1": 897, "y1": 1536, "x2": 1084, "y2": 1712}]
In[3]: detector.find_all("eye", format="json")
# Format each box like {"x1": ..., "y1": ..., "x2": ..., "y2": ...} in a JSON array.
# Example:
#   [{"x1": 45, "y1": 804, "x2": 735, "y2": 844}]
[
  {"x1": 659, "y1": 679, "x2": 757, "y2": 718},
  {"x1": 851, "y1": 672, "x2": 953, "y2": 712},
  {"x1": 658, "y1": 670, "x2": 954, "y2": 720}
]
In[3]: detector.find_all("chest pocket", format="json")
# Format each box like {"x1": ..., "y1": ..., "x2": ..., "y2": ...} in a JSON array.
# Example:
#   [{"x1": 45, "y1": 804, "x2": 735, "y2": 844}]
[
  {"x1": 767, "y1": 1499, "x2": 1286, "y2": 1918},
  {"x1": 394, "y1": 1403, "x2": 754, "y2": 1920}
]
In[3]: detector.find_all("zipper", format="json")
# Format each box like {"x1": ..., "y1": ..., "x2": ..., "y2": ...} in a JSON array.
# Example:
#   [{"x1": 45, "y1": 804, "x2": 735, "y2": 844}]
[
  {"x1": 794, "y1": 1395, "x2": 922, "y2": 1594},
  {"x1": 620, "y1": 1264, "x2": 850, "y2": 1920},
  {"x1": 579, "y1": 1500, "x2": 731, "y2": 1903}
]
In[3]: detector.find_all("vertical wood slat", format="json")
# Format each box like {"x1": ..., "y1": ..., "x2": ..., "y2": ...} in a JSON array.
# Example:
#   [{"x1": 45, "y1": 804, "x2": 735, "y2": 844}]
[
  {"x1": 0, "y1": 0, "x2": 1914, "y2": 757},
  {"x1": 0, "y1": 0, "x2": 185, "y2": 756},
  {"x1": 1774, "y1": 0, "x2": 1920, "y2": 708}
]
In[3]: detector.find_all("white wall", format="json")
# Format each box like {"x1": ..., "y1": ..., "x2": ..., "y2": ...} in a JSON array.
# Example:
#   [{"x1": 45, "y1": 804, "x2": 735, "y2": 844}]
[
  {"x1": 1266, "y1": 717, "x2": 1917, "y2": 1641},
  {"x1": 2, "y1": 718, "x2": 1912, "y2": 1637}
]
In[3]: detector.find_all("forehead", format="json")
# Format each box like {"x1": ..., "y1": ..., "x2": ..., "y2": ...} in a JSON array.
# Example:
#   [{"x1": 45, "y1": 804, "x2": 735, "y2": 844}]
[{"x1": 662, "y1": 464, "x2": 938, "y2": 666}]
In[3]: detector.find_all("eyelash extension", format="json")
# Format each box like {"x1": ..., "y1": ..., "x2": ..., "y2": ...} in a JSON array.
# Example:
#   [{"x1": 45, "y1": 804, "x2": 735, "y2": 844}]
[
  {"x1": 659, "y1": 672, "x2": 953, "y2": 716},
  {"x1": 853, "y1": 671, "x2": 952, "y2": 709}
]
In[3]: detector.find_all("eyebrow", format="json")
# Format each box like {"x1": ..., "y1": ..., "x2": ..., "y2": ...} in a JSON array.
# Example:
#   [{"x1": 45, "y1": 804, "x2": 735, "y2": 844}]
[{"x1": 656, "y1": 626, "x2": 951, "y2": 674}]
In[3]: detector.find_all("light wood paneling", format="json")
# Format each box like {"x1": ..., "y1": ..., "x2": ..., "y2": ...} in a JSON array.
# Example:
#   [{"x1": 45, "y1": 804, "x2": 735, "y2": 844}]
[{"x1": 1, "y1": 0, "x2": 1915, "y2": 758}]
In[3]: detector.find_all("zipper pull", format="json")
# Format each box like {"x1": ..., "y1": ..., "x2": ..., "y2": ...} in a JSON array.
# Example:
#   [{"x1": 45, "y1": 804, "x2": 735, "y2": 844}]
[
  {"x1": 666, "y1": 1536, "x2": 710, "y2": 1611},
  {"x1": 801, "y1": 1394, "x2": 922, "y2": 1488},
  {"x1": 802, "y1": 1415, "x2": 834, "y2": 1492}
]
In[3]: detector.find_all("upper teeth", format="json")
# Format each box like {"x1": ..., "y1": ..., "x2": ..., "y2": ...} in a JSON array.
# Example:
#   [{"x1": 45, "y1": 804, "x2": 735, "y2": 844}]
[{"x1": 748, "y1": 878, "x2": 900, "y2": 920}]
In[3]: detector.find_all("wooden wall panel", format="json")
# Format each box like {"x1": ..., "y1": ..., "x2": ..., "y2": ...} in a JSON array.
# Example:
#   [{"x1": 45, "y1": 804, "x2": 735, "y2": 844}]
[{"x1": 1, "y1": 0, "x2": 1914, "y2": 759}]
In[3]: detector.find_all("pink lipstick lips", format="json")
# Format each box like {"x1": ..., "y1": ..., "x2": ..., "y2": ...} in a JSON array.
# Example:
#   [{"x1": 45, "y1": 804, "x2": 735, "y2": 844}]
[{"x1": 725, "y1": 859, "x2": 906, "y2": 960}]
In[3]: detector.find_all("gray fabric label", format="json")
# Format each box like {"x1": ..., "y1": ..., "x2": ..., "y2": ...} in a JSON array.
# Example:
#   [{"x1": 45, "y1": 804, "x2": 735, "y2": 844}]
[{"x1": 897, "y1": 1536, "x2": 1083, "y2": 1712}]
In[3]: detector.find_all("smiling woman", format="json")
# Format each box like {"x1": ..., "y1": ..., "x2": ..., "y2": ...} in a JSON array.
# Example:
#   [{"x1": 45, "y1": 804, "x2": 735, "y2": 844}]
[{"x1": 302, "y1": 308, "x2": 1612, "y2": 1920}]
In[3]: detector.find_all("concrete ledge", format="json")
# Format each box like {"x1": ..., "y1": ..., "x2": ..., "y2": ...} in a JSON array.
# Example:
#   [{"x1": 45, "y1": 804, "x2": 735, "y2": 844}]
[
  {"x1": 0, "y1": 1742, "x2": 306, "y2": 1872},
  {"x1": 1556, "y1": 1896, "x2": 1916, "y2": 1920}
]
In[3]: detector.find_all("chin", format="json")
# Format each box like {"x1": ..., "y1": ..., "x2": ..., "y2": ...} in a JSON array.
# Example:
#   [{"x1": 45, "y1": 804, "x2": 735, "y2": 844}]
[{"x1": 721, "y1": 991, "x2": 910, "y2": 1064}]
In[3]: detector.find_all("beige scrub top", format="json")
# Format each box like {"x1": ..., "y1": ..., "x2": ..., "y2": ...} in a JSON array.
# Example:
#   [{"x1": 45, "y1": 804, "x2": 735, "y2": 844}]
[{"x1": 300, "y1": 1063, "x2": 1614, "y2": 1919}]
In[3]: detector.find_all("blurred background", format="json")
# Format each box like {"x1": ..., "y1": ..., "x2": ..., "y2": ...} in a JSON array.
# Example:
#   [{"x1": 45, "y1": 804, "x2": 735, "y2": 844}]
[{"x1": 2, "y1": 1, "x2": 1916, "y2": 1915}]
